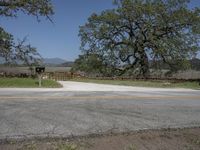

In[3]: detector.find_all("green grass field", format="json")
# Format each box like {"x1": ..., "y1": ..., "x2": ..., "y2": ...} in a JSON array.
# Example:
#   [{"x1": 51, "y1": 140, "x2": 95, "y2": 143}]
[
  {"x1": 71, "y1": 78, "x2": 200, "y2": 90},
  {"x1": 0, "y1": 78, "x2": 62, "y2": 88}
]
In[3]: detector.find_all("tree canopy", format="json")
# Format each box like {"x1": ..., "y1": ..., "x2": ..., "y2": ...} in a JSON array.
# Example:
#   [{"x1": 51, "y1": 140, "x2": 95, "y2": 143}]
[
  {"x1": 79, "y1": 0, "x2": 200, "y2": 77},
  {"x1": 0, "y1": 27, "x2": 42, "y2": 65},
  {"x1": 0, "y1": 0, "x2": 54, "y2": 21},
  {"x1": 0, "y1": 0, "x2": 54, "y2": 65},
  {"x1": 72, "y1": 54, "x2": 104, "y2": 75}
]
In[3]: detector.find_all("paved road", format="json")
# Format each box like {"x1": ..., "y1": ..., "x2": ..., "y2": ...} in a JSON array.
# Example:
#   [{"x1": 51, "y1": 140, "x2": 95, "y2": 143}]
[{"x1": 0, "y1": 82, "x2": 200, "y2": 140}]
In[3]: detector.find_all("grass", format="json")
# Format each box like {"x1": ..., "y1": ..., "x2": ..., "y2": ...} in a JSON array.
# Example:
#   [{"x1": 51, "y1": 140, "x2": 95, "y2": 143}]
[
  {"x1": 0, "y1": 78, "x2": 62, "y2": 88},
  {"x1": 70, "y1": 78, "x2": 200, "y2": 90}
]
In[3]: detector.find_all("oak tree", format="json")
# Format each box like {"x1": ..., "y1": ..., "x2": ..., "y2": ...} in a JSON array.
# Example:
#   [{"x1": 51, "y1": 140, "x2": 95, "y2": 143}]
[{"x1": 79, "y1": 0, "x2": 200, "y2": 77}]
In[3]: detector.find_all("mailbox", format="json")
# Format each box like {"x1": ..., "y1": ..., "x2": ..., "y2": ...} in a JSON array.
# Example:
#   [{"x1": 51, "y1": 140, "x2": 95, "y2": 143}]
[{"x1": 35, "y1": 66, "x2": 45, "y2": 74}]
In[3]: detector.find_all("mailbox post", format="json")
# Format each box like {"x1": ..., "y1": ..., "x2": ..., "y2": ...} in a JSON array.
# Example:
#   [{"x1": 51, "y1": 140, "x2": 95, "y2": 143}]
[{"x1": 35, "y1": 66, "x2": 45, "y2": 87}]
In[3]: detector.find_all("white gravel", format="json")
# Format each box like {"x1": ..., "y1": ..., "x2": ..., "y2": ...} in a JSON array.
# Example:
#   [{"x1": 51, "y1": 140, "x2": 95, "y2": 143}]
[{"x1": 58, "y1": 81, "x2": 197, "y2": 92}]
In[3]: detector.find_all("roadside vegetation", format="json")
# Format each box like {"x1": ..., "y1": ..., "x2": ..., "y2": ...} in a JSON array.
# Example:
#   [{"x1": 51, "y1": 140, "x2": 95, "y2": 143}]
[
  {"x1": 0, "y1": 78, "x2": 62, "y2": 88},
  {"x1": 70, "y1": 78, "x2": 200, "y2": 90},
  {"x1": 1, "y1": 128, "x2": 200, "y2": 150}
]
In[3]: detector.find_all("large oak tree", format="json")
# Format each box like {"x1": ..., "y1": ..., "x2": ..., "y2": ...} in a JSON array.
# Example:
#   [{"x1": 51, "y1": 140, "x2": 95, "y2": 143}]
[{"x1": 79, "y1": 0, "x2": 200, "y2": 77}]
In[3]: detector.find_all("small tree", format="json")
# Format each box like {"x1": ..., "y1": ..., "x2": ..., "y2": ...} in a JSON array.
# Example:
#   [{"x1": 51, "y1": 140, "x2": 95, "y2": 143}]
[
  {"x1": 0, "y1": 0, "x2": 54, "y2": 65},
  {"x1": 0, "y1": 28, "x2": 42, "y2": 68},
  {"x1": 72, "y1": 54, "x2": 107, "y2": 76}
]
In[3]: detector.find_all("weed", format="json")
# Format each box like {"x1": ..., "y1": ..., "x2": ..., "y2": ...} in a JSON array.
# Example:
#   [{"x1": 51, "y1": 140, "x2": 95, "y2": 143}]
[
  {"x1": 22, "y1": 142, "x2": 37, "y2": 150},
  {"x1": 124, "y1": 144, "x2": 137, "y2": 150},
  {"x1": 55, "y1": 143, "x2": 78, "y2": 150}
]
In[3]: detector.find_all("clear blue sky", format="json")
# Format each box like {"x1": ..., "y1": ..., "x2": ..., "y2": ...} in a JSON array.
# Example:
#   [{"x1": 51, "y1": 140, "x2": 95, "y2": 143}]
[{"x1": 0, "y1": 0, "x2": 199, "y2": 61}]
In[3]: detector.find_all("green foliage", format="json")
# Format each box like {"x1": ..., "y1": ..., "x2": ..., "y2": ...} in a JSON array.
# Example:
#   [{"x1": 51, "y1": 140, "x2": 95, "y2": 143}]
[
  {"x1": 72, "y1": 53, "x2": 115, "y2": 76},
  {"x1": 0, "y1": 0, "x2": 54, "y2": 65},
  {"x1": 0, "y1": 29, "x2": 42, "y2": 66},
  {"x1": 0, "y1": 0, "x2": 54, "y2": 21},
  {"x1": 72, "y1": 54, "x2": 101, "y2": 73},
  {"x1": 0, "y1": 27, "x2": 13, "y2": 61},
  {"x1": 79, "y1": 0, "x2": 200, "y2": 77},
  {"x1": 190, "y1": 58, "x2": 200, "y2": 70}
]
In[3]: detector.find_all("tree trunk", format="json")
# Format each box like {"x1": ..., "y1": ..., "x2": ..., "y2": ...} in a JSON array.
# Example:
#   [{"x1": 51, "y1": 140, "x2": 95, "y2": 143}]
[{"x1": 139, "y1": 51, "x2": 150, "y2": 78}]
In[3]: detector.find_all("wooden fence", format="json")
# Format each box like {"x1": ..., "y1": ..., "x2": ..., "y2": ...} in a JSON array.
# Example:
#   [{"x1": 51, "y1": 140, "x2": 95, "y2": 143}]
[
  {"x1": 43, "y1": 72, "x2": 83, "y2": 81},
  {"x1": 42, "y1": 71, "x2": 200, "y2": 82}
]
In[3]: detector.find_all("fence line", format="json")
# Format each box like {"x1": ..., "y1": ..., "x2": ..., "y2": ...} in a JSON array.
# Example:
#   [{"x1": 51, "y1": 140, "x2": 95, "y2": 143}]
[
  {"x1": 43, "y1": 72, "x2": 78, "y2": 81},
  {"x1": 42, "y1": 71, "x2": 200, "y2": 82}
]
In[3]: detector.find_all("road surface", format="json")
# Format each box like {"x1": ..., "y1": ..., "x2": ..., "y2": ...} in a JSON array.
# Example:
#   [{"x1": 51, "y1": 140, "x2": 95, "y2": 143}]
[{"x1": 0, "y1": 81, "x2": 200, "y2": 140}]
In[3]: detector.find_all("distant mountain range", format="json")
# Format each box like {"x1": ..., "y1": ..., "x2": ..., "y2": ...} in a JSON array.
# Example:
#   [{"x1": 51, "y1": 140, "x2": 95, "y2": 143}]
[
  {"x1": 43, "y1": 58, "x2": 67, "y2": 65},
  {"x1": 0, "y1": 57, "x2": 74, "y2": 67},
  {"x1": 1, "y1": 57, "x2": 200, "y2": 70},
  {"x1": 42, "y1": 58, "x2": 74, "y2": 67}
]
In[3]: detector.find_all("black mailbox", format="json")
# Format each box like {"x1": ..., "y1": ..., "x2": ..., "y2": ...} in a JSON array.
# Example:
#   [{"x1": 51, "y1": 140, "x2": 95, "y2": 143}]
[{"x1": 35, "y1": 66, "x2": 45, "y2": 74}]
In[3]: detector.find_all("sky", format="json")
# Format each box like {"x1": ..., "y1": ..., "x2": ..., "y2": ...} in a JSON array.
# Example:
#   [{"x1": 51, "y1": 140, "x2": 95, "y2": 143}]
[{"x1": 0, "y1": 0, "x2": 200, "y2": 61}]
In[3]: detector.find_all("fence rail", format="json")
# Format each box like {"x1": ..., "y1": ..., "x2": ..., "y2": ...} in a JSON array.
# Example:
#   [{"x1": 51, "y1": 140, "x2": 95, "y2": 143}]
[
  {"x1": 0, "y1": 69, "x2": 199, "y2": 81},
  {"x1": 41, "y1": 71, "x2": 200, "y2": 82},
  {"x1": 43, "y1": 72, "x2": 82, "y2": 81}
]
